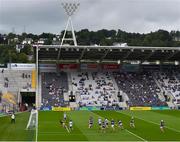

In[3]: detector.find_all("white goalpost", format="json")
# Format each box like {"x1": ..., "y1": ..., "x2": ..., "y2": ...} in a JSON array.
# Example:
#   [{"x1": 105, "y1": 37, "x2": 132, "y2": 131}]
[{"x1": 26, "y1": 109, "x2": 38, "y2": 130}]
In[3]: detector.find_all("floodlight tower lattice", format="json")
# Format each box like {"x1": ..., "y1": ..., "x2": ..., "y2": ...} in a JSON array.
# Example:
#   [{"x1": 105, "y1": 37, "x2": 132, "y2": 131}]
[{"x1": 61, "y1": 2, "x2": 80, "y2": 46}]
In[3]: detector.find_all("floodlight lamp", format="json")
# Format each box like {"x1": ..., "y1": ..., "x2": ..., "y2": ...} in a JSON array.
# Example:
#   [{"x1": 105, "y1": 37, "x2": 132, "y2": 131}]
[
  {"x1": 156, "y1": 60, "x2": 160, "y2": 65},
  {"x1": 61, "y1": 2, "x2": 80, "y2": 17},
  {"x1": 175, "y1": 61, "x2": 179, "y2": 66}
]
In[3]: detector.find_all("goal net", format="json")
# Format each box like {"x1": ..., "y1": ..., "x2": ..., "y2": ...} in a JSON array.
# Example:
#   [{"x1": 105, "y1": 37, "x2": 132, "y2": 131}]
[{"x1": 26, "y1": 109, "x2": 38, "y2": 130}]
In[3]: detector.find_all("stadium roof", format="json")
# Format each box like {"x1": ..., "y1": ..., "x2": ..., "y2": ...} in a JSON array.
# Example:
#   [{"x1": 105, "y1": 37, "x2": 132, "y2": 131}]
[{"x1": 35, "y1": 45, "x2": 180, "y2": 63}]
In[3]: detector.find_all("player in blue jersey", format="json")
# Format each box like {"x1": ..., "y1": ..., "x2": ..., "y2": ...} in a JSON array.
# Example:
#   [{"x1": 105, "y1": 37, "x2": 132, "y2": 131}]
[
  {"x1": 111, "y1": 119, "x2": 115, "y2": 131},
  {"x1": 118, "y1": 120, "x2": 124, "y2": 130},
  {"x1": 130, "y1": 117, "x2": 135, "y2": 128},
  {"x1": 89, "y1": 116, "x2": 93, "y2": 128}
]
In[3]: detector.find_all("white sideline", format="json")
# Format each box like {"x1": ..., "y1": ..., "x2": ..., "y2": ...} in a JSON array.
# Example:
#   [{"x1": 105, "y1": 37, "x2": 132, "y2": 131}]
[{"x1": 117, "y1": 111, "x2": 180, "y2": 133}]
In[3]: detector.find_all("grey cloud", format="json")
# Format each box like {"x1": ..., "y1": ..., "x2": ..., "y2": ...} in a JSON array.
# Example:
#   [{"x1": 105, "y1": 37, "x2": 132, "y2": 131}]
[{"x1": 0, "y1": 0, "x2": 180, "y2": 34}]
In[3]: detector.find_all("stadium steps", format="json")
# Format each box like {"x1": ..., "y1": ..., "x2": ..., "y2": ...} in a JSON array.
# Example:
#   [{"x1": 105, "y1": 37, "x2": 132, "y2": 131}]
[
  {"x1": 67, "y1": 72, "x2": 73, "y2": 91},
  {"x1": 111, "y1": 73, "x2": 130, "y2": 107},
  {"x1": 153, "y1": 77, "x2": 166, "y2": 101},
  {"x1": 153, "y1": 73, "x2": 177, "y2": 107}
]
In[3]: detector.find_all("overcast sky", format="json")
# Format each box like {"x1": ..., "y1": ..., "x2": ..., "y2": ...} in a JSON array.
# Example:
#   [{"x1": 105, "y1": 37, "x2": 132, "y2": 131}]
[{"x1": 0, "y1": 0, "x2": 180, "y2": 34}]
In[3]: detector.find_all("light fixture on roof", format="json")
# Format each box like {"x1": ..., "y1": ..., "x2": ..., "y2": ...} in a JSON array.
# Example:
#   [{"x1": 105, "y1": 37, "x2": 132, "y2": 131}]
[
  {"x1": 96, "y1": 60, "x2": 100, "y2": 63},
  {"x1": 46, "y1": 48, "x2": 49, "y2": 51},
  {"x1": 156, "y1": 60, "x2": 160, "y2": 65},
  {"x1": 175, "y1": 61, "x2": 179, "y2": 66},
  {"x1": 117, "y1": 60, "x2": 121, "y2": 64}
]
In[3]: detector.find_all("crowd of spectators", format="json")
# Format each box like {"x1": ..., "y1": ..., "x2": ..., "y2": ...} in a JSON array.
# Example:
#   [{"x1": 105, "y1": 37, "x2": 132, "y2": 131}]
[
  {"x1": 155, "y1": 71, "x2": 180, "y2": 104},
  {"x1": 1, "y1": 70, "x2": 32, "y2": 90},
  {"x1": 72, "y1": 71, "x2": 118, "y2": 107},
  {"x1": 113, "y1": 72, "x2": 167, "y2": 107},
  {"x1": 41, "y1": 72, "x2": 68, "y2": 107}
]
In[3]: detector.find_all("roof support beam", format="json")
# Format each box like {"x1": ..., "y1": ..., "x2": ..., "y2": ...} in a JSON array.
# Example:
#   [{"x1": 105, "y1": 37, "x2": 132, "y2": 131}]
[
  {"x1": 144, "y1": 50, "x2": 155, "y2": 60},
  {"x1": 123, "y1": 50, "x2": 132, "y2": 59},
  {"x1": 100, "y1": 49, "x2": 110, "y2": 61},
  {"x1": 57, "y1": 47, "x2": 61, "y2": 61},
  {"x1": 79, "y1": 48, "x2": 86, "y2": 60},
  {"x1": 166, "y1": 51, "x2": 180, "y2": 60}
]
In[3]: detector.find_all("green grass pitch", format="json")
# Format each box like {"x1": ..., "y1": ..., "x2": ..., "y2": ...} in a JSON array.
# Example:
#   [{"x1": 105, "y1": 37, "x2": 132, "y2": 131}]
[{"x1": 1, "y1": 110, "x2": 180, "y2": 141}]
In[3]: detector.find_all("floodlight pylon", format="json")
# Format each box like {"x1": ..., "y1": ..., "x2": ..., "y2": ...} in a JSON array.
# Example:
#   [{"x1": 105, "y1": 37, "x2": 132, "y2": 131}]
[{"x1": 61, "y1": 2, "x2": 80, "y2": 46}]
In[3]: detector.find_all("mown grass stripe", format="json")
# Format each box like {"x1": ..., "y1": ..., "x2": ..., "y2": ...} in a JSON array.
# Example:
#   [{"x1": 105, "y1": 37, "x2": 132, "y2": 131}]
[
  {"x1": 117, "y1": 111, "x2": 180, "y2": 133},
  {"x1": 91, "y1": 111, "x2": 145, "y2": 141}
]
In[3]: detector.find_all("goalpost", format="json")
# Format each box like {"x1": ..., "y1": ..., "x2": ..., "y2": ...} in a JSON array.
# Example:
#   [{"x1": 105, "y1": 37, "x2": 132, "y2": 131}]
[
  {"x1": 26, "y1": 109, "x2": 38, "y2": 130},
  {"x1": 26, "y1": 108, "x2": 38, "y2": 141}
]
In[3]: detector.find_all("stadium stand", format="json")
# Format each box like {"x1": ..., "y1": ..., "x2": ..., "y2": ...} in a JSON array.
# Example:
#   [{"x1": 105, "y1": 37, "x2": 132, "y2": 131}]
[
  {"x1": 155, "y1": 71, "x2": 180, "y2": 105},
  {"x1": 0, "y1": 69, "x2": 33, "y2": 112},
  {"x1": 113, "y1": 71, "x2": 167, "y2": 107},
  {"x1": 71, "y1": 71, "x2": 119, "y2": 107},
  {"x1": 41, "y1": 72, "x2": 68, "y2": 107},
  {"x1": 0, "y1": 69, "x2": 32, "y2": 94},
  {"x1": 39, "y1": 69, "x2": 180, "y2": 108}
]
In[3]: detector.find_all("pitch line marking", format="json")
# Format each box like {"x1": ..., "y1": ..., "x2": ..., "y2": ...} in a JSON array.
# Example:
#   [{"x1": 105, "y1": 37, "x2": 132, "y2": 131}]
[
  {"x1": 117, "y1": 111, "x2": 180, "y2": 133},
  {"x1": 89, "y1": 111, "x2": 146, "y2": 142},
  {"x1": 125, "y1": 129, "x2": 147, "y2": 142},
  {"x1": 65, "y1": 125, "x2": 70, "y2": 133}
]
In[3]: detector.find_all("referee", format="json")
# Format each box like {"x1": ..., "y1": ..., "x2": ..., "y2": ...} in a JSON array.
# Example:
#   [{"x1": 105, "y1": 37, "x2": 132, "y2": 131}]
[{"x1": 11, "y1": 113, "x2": 15, "y2": 124}]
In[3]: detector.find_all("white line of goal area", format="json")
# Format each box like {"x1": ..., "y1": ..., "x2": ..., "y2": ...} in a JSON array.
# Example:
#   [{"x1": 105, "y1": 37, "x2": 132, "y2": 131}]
[
  {"x1": 89, "y1": 111, "x2": 146, "y2": 142},
  {"x1": 117, "y1": 111, "x2": 180, "y2": 133}
]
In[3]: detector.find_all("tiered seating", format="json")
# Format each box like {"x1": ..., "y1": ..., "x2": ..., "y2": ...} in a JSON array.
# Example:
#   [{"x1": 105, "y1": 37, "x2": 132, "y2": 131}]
[
  {"x1": 0, "y1": 69, "x2": 32, "y2": 112},
  {"x1": 113, "y1": 72, "x2": 167, "y2": 107},
  {"x1": 71, "y1": 71, "x2": 118, "y2": 107},
  {"x1": 0, "y1": 70, "x2": 32, "y2": 93},
  {"x1": 155, "y1": 71, "x2": 180, "y2": 105},
  {"x1": 41, "y1": 72, "x2": 68, "y2": 107}
]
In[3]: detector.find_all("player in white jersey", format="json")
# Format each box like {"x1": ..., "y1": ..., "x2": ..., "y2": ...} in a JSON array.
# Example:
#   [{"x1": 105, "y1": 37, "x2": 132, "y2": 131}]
[
  {"x1": 69, "y1": 120, "x2": 73, "y2": 131},
  {"x1": 64, "y1": 112, "x2": 67, "y2": 120},
  {"x1": 105, "y1": 118, "x2": 109, "y2": 128},
  {"x1": 98, "y1": 118, "x2": 102, "y2": 126},
  {"x1": 11, "y1": 113, "x2": 15, "y2": 124}
]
